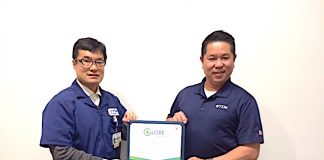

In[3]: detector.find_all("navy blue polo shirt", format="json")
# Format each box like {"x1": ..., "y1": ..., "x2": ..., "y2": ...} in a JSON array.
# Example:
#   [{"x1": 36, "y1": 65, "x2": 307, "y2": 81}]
[
  {"x1": 40, "y1": 80, "x2": 126, "y2": 159},
  {"x1": 168, "y1": 78, "x2": 264, "y2": 159}
]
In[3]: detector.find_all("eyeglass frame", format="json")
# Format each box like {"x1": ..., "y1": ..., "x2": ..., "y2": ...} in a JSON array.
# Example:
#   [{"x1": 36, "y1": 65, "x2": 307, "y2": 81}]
[{"x1": 75, "y1": 58, "x2": 106, "y2": 68}]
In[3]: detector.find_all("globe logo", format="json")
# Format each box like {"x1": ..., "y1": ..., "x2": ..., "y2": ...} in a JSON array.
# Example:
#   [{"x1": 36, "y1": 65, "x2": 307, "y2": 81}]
[
  {"x1": 144, "y1": 128, "x2": 151, "y2": 136},
  {"x1": 143, "y1": 128, "x2": 165, "y2": 136}
]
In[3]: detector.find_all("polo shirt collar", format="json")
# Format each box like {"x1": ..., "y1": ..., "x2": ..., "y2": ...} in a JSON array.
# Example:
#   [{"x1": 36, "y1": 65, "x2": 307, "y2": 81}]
[{"x1": 196, "y1": 77, "x2": 233, "y2": 98}]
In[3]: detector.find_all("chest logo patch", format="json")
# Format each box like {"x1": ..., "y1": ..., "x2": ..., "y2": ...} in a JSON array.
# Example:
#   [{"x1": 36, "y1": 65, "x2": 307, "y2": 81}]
[{"x1": 215, "y1": 104, "x2": 229, "y2": 110}]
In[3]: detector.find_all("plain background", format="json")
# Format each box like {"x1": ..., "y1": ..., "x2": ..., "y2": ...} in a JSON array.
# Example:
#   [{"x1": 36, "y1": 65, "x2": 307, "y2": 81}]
[{"x1": 0, "y1": 0, "x2": 323, "y2": 159}]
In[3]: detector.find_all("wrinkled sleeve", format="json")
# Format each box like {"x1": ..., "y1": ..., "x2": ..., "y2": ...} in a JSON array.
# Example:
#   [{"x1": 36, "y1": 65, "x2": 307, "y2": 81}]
[{"x1": 40, "y1": 97, "x2": 75, "y2": 147}]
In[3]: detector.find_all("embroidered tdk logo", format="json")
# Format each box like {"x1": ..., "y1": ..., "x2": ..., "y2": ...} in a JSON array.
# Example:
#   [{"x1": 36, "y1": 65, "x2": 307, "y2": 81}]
[{"x1": 215, "y1": 104, "x2": 229, "y2": 110}]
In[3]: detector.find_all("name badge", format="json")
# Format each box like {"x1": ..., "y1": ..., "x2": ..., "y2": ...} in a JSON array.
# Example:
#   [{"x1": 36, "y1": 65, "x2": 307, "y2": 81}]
[
  {"x1": 108, "y1": 108, "x2": 120, "y2": 116},
  {"x1": 112, "y1": 132, "x2": 121, "y2": 148}
]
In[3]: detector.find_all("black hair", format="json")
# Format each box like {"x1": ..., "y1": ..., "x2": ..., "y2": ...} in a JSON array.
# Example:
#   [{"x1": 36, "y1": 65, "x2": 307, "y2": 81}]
[
  {"x1": 72, "y1": 37, "x2": 107, "y2": 61},
  {"x1": 201, "y1": 30, "x2": 236, "y2": 60}
]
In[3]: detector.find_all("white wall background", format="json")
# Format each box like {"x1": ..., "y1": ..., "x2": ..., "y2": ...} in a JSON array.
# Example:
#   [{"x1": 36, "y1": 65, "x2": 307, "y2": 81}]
[{"x1": 0, "y1": 0, "x2": 323, "y2": 159}]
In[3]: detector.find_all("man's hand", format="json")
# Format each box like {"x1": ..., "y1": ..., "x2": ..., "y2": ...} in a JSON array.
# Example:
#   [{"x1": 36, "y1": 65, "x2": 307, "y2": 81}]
[
  {"x1": 122, "y1": 111, "x2": 137, "y2": 122},
  {"x1": 166, "y1": 111, "x2": 188, "y2": 124}
]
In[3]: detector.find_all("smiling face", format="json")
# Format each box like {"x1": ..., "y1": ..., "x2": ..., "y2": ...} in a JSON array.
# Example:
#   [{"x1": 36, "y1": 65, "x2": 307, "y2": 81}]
[
  {"x1": 73, "y1": 49, "x2": 105, "y2": 92},
  {"x1": 200, "y1": 41, "x2": 235, "y2": 91}
]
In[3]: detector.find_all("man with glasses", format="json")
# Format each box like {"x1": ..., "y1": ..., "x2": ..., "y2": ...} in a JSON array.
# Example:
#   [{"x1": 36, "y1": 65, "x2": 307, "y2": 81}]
[{"x1": 40, "y1": 37, "x2": 137, "y2": 160}]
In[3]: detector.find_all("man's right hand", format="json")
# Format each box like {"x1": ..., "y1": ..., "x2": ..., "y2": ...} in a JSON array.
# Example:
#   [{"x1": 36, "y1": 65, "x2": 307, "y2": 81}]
[
  {"x1": 166, "y1": 111, "x2": 188, "y2": 124},
  {"x1": 122, "y1": 110, "x2": 137, "y2": 123}
]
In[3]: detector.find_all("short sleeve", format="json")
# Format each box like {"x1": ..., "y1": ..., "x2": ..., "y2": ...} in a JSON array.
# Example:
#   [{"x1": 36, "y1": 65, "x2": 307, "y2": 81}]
[
  {"x1": 40, "y1": 97, "x2": 75, "y2": 147},
  {"x1": 236, "y1": 97, "x2": 264, "y2": 144}
]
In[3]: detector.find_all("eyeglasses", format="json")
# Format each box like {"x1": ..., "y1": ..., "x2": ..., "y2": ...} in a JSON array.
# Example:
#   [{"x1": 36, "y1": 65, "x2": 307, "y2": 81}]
[{"x1": 75, "y1": 59, "x2": 106, "y2": 68}]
